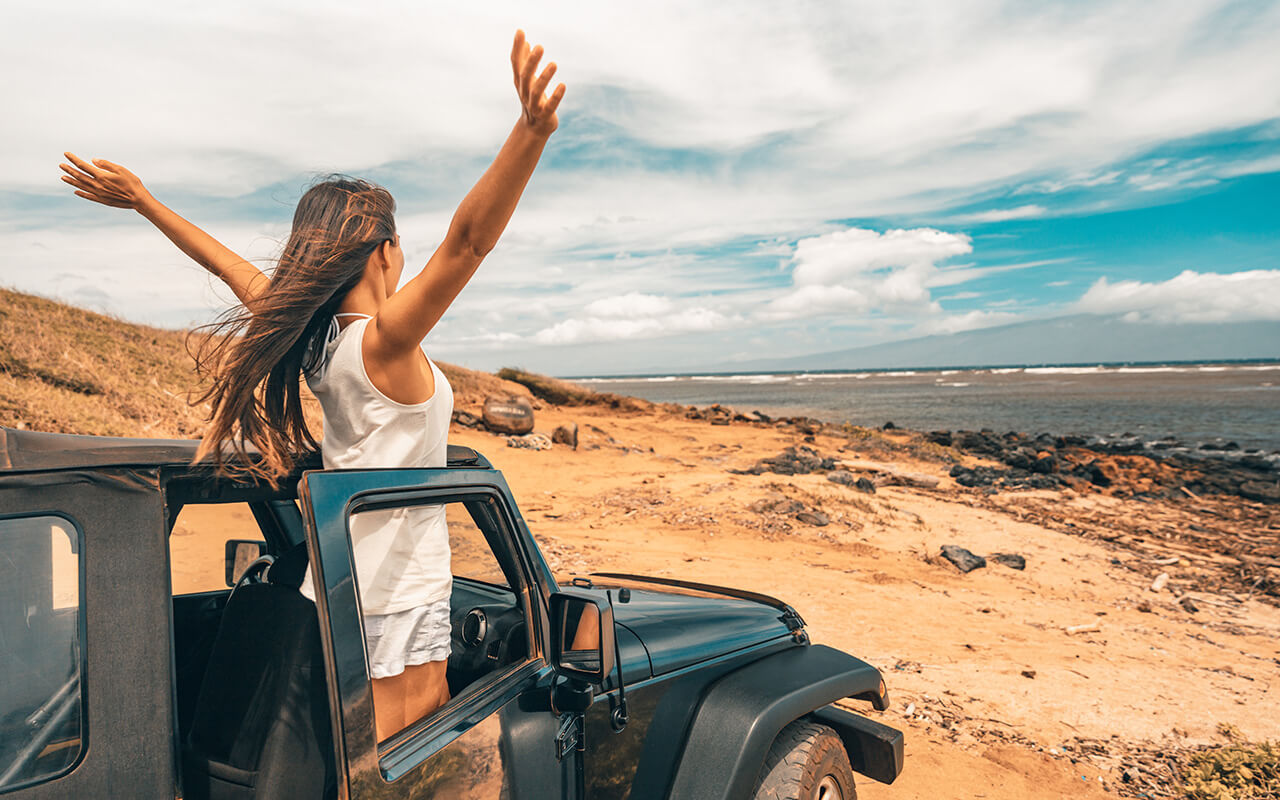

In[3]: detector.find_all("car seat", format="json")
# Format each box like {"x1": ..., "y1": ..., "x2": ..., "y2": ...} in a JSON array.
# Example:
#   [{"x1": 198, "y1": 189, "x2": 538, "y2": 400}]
[{"x1": 182, "y1": 544, "x2": 335, "y2": 800}]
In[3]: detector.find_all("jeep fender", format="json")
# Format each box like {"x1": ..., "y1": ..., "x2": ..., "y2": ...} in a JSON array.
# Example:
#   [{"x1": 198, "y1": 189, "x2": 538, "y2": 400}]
[{"x1": 667, "y1": 644, "x2": 898, "y2": 800}]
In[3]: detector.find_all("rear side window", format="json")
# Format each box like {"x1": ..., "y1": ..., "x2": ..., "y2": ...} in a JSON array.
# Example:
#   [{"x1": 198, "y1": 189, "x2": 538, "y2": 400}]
[
  {"x1": 0, "y1": 514, "x2": 84, "y2": 791},
  {"x1": 170, "y1": 503, "x2": 266, "y2": 595}
]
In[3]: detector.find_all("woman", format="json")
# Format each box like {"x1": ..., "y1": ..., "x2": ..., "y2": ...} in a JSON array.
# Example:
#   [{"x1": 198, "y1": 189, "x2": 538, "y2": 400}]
[{"x1": 59, "y1": 29, "x2": 565, "y2": 742}]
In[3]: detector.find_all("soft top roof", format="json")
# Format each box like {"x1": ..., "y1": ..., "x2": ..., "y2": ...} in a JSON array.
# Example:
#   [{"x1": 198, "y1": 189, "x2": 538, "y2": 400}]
[{"x1": 0, "y1": 427, "x2": 488, "y2": 473}]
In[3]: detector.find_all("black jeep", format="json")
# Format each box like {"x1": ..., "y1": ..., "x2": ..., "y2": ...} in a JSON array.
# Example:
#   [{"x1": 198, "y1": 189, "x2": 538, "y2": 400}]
[{"x1": 0, "y1": 426, "x2": 902, "y2": 799}]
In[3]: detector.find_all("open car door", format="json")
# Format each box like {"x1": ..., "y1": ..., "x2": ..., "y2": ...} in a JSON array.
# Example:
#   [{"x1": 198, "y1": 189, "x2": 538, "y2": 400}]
[{"x1": 299, "y1": 466, "x2": 572, "y2": 800}]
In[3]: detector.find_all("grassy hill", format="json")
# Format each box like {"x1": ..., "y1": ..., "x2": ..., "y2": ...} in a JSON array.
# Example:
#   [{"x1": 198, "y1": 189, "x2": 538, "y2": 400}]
[{"x1": 0, "y1": 288, "x2": 534, "y2": 438}]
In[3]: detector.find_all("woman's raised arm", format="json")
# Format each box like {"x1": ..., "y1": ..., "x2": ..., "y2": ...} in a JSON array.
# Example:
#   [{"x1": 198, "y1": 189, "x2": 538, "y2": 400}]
[
  {"x1": 368, "y1": 29, "x2": 566, "y2": 357},
  {"x1": 59, "y1": 153, "x2": 269, "y2": 312}
]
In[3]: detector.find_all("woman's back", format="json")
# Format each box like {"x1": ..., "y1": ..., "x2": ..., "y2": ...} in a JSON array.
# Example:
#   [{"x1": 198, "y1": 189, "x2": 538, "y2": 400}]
[{"x1": 302, "y1": 315, "x2": 455, "y2": 616}]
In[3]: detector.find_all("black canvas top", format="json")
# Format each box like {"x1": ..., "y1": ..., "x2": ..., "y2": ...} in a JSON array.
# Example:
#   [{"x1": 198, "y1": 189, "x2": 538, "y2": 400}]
[{"x1": 0, "y1": 427, "x2": 487, "y2": 473}]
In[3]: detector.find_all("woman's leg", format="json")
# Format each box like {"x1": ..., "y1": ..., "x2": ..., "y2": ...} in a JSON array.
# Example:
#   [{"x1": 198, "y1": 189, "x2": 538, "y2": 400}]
[{"x1": 370, "y1": 659, "x2": 451, "y2": 742}]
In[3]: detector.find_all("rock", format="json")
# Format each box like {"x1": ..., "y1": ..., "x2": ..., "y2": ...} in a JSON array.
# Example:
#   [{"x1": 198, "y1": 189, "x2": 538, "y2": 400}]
[
  {"x1": 1003, "y1": 447, "x2": 1036, "y2": 470},
  {"x1": 856, "y1": 477, "x2": 877, "y2": 493},
  {"x1": 1021, "y1": 670, "x2": 1037, "y2": 679},
  {"x1": 451, "y1": 409, "x2": 484, "y2": 429},
  {"x1": 710, "y1": 418, "x2": 731, "y2": 426},
  {"x1": 795, "y1": 510, "x2": 830, "y2": 527},
  {"x1": 1136, "y1": 601, "x2": 1153, "y2": 613},
  {"x1": 483, "y1": 394, "x2": 535, "y2": 435},
  {"x1": 991, "y1": 553, "x2": 1026, "y2": 570},
  {"x1": 749, "y1": 410, "x2": 773, "y2": 424},
  {"x1": 551, "y1": 422, "x2": 579, "y2": 449},
  {"x1": 504, "y1": 433, "x2": 552, "y2": 450},
  {"x1": 1178, "y1": 596, "x2": 1200, "y2": 613},
  {"x1": 1240, "y1": 480, "x2": 1280, "y2": 503},
  {"x1": 1150, "y1": 572, "x2": 1170, "y2": 592},
  {"x1": 739, "y1": 445, "x2": 837, "y2": 476},
  {"x1": 882, "y1": 421, "x2": 896, "y2": 430},
  {"x1": 940, "y1": 545, "x2": 986, "y2": 573},
  {"x1": 926, "y1": 430, "x2": 953, "y2": 447},
  {"x1": 1065, "y1": 620, "x2": 1101, "y2": 635},
  {"x1": 826, "y1": 471, "x2": 857, "y2": 486},
  {"x1": 1031, "y1": 453, "x2": 1057, "y2": 474},
  {"x1": 749, "y1": 492, "x2": 804, "y2": 515}
]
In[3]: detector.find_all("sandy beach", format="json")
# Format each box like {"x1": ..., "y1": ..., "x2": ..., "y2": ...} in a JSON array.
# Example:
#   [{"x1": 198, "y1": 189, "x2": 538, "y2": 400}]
[{"x1": 441, "y1": 400, "x2": 1278, "y2": 799}]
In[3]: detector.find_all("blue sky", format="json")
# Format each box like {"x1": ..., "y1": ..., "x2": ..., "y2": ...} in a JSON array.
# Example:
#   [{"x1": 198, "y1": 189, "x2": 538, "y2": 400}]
[{"x1": 1, "y1": 1, "x2": 1278, "y2": 374}]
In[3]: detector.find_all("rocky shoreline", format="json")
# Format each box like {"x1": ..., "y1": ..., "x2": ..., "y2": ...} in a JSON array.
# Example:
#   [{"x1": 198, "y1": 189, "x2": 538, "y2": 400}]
[{"x1": 680, "y1": 402, "x2": 1279, "y2": 505}]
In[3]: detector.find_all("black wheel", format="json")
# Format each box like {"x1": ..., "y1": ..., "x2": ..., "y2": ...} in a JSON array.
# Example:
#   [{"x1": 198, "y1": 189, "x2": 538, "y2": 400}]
[{"x1": 753, "y1": 720, "x2": 856, "y2": 800}]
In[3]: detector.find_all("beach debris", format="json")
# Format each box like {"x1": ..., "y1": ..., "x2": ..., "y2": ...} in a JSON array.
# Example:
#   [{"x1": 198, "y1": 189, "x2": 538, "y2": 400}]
[
  {"x1": 551, "y1": 422, "x2": 579, "y2": 449},
  {"x1": 504, "y1": 433, "x2": 552, "y2": 451},
  {"x1": 1150, "y1": 572, "x2": 1170, "y2": 592},
  {"x1": 1021, "y1": 670, "x2": 1037, "y2": 679},
  {"x1": 795, "y1": 510, "x2": 830, "y2": 527},
  {"x1": 483, "y1": 394, "x2": 535, "y2": 435},
  {"x1": 991, "y1": 553, "x2": 1027, "y2": 570},
  {"x1": 940, "y1": 545, "x2": 987, "y2": 573},
  {"x1": 451, "y1": 409, "x2": 484, "y2": 429},
  {"x1": 1065, "y1": 620, "x2": 1101, "y2": 635}
]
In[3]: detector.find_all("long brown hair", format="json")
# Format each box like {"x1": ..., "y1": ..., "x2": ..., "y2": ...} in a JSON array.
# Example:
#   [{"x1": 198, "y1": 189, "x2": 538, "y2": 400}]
[{"x1": 192, "y1": 176, "x2": 397, "y2": 484}]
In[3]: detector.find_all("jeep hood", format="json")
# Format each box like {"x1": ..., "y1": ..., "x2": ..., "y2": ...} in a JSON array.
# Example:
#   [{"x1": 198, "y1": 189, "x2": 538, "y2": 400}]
[{"x1": 590, "y1": 575, "x2": 798, "y2": 676}]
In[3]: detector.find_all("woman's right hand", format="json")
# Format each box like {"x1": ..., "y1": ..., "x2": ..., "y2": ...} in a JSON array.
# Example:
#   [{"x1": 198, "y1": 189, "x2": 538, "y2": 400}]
[{"x1": 59, "y1": 153, "x2": 154, "y2": 211}]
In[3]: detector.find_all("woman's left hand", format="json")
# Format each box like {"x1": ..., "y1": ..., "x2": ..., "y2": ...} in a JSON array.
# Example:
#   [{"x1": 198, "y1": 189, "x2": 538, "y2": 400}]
[{"x1": 511, "y1": 29, "x2": 566, "y2": 137}]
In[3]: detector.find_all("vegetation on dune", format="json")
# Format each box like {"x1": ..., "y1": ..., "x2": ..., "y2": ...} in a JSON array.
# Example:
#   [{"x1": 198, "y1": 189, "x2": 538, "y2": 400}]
[{"x1": 0, "y1": 288, "x2": 539, "y2": 438}]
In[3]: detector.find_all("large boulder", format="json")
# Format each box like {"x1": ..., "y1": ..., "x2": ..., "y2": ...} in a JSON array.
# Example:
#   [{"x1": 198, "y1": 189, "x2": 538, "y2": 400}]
[{"x1": 482, "y1": 394, "x2": 535, "y2": 435}]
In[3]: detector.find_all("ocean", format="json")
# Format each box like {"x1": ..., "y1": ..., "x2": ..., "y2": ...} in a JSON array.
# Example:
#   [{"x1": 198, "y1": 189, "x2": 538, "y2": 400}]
[{"x1": 575, "y1": 362, "x2": 1280, "y2": 454}]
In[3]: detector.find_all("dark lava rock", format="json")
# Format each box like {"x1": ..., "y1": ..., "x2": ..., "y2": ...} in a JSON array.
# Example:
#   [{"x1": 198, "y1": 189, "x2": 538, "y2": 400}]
[
  {"x1": 827, "y1": 470, "x2": 857, "y2": 486},
  {"x1": 991, "y1": 553, "x2": 1027, "y2": 570},
  {"x1": 482, "y1": 394, "x2": 535, "y2": 435},
  {"x1": 856, "y1": 477, "x2": 877, "y2": 493},
  {"x1": 795, "y1": 510, "x2": 830, "y2": 527},
  {"x1": 1002, "y1": 447, "x2": 1036, "y2": 471},
  {"x1": 882, "y1": 421, "x2": 896, "y2": 430},
  {"x1": 749, "y1": 493, "x2": 805, "y2": 514},
  {"x1": 1030, "y1": 453, "x2": 1058, "y2": 474},
  {"x1": 950, "y1": 465, "x2": 1000, "y2": 487},
  {"x1": 940, "y1": 545, "x2": 986, "y2": 573},
  {"x1": 1240, "y1": 455, "x2": 1276, "y2": 472},
  {"x1": 1072, "y1": 461, "x2": 1112, "y2": 487},
  {"x1": 736, "y1": 445, "x2": 838, "y2": 476},
  {"x1": 927, "y1": 430, "x2": 953, "y2": 447}
]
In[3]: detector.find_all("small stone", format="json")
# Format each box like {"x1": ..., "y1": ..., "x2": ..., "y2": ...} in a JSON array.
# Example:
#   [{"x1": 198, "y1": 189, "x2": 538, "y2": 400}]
[
  {"x1": 1178, "y1": 596, "x2": 1200, "y2": 613},
  {"x1": 991, "y1": 553, "x2": 1027, "y2": 570},
  {"x1": 1021, "y1": 670, "x2": 1037, "y2": 679},
  {"x1": 855, "y1": 477, "x2": 877, "y2": 493},
  {"x1": 940, "y1": 545, "x2": 986, "y2": 573},
  {"x1": 551, "y1": 422, "x2": 579, "y2": 449},
  {"x1": 1150, "y1": 572, "x2": 1170, "y2": 592},
  {"x1": 827, "y1": 470, "x2": 857, "y2": 486},
  {"x1": 1136, "y1": 601, "x2": 1153, "y2": 613},
  {"x1": 795, "y1": 510, "x2": 830, "y2": 527}
]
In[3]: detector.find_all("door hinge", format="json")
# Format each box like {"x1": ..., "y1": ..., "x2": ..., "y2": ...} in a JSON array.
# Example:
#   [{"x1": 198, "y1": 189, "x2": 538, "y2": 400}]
[{"x1": 556, "y1": 712, "x2": 585, "y2": 761}]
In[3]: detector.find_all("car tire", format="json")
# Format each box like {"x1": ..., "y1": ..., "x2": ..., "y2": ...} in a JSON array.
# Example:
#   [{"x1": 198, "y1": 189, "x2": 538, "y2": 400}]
[{"x1": 753, "y1": 719, "x2": 857, "y2": 800}]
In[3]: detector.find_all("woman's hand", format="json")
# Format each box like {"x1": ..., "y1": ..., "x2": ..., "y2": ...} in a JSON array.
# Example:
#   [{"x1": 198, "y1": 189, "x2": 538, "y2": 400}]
[
  {"x1": 59, "y1": 153, "x2": 154, "y2": 211},
  {"x1": 511, "y1": 29, "x2": 566, "y2": 137}
]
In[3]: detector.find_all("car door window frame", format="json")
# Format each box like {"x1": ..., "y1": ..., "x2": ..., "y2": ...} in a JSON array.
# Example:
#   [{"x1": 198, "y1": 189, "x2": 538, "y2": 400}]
[{"x1": 301, "y1": 470, "x2": 551, "y2": 790}]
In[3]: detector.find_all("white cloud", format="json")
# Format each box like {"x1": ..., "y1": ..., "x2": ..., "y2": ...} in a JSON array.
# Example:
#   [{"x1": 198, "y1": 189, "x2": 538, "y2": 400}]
[
  {"x1": 1075, "y1": 270, "x2": 1280, "y2": 323},
  {"x1": 532, "y1": 297, "x2": 734, "y2": 345},
  {"x1": 953, "y1": 205, "x2": 1048, "y2": 223},
  {"x1": 916, "y1": 310, "x2": 1023, "y2": 335}
]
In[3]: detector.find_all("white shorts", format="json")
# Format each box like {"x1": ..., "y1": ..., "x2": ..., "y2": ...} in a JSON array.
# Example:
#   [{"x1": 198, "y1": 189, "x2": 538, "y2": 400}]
[{"x1": 364, "y1": 598, "x2": 452, "y2": 680}]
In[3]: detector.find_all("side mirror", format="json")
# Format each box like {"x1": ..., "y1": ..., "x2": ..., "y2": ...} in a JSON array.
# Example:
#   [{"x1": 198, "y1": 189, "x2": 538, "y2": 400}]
[
  {"x1": 224, "y1": 540, "x2": 268, "y2": 587},
  {"x1": 550, "y1": 590, "x2": 615, "y2": 685}
]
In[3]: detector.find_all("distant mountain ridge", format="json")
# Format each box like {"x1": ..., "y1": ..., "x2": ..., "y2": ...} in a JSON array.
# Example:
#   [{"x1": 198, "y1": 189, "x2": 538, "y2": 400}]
[{"x1": 709, "y1": 314, "x2": 1280, "y2": 374}]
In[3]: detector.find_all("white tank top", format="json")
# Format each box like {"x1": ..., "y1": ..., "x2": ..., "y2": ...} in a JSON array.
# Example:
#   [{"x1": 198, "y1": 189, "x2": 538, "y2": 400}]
[{"x1": 299, "y1": 315, "x2": 455, "y2": 616}]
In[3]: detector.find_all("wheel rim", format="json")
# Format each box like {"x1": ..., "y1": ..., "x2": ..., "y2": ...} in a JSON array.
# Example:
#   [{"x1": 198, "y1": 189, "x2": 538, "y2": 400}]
[{"x1": 815, "y1": 774, "x2": 843, "y2": 800}]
